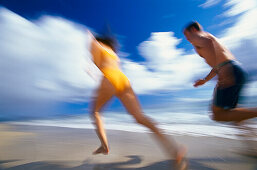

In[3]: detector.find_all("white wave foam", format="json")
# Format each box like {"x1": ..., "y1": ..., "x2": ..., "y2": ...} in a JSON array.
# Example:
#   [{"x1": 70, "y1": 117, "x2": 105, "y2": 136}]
[{"x1": 8, "y1": 111, "x2": 256, "y2": 140}]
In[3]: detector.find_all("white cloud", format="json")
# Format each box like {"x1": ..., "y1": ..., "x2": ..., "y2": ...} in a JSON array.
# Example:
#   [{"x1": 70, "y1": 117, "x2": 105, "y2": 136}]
[
  {"x1": 138, "y1": 32, "x2": 183, "y2": 71},
  {"x1": 199, "y1": 0, "x2": 221, "y2": 8},
  {"x1": 218, "y1": 0, "x2": 257, "y2": 78},
  {"x1": 0, "y1": 8, "x2": 101, "y2": 118},
  {"x1": 131, "y1": 32, "x2": 209, "y2": 94},
  {"x1": 223, "y1": 0, "x2": 256, "y2": 17}
]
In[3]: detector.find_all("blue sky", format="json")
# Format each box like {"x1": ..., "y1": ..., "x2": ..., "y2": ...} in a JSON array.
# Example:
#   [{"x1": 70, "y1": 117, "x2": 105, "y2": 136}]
[
  {"x1": 0, "y1": 0, "x2": 235, "y2": 60},
  {"x1": 0, "y1": 0, "x2": 257, "y2": 120}
]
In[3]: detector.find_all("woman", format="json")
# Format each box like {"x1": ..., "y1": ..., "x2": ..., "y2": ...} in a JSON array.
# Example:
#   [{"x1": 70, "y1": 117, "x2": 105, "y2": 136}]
[{"x1": 87, "y1": 30, "x2": 187, "y2": 169}]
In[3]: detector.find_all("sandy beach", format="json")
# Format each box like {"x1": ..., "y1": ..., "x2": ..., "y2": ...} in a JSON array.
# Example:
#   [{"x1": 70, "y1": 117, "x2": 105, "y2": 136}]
[{"x1": 0, "y1": 123, "x2": 256, "y2": 170}]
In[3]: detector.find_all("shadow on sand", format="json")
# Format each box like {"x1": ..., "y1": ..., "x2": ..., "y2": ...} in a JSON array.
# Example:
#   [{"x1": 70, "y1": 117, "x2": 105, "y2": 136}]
[{"x1": 0, "y1": 155, "x2": 255, "y2": 170}]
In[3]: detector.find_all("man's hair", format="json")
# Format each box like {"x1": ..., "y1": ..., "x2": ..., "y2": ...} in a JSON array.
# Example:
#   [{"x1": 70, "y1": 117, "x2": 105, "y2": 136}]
[
  {"x1": 184, "y1": 21, "x2": 202, "y2": 32},
  {"x1": 95, "y1": 36, "x2": 118, "y2": 52}
]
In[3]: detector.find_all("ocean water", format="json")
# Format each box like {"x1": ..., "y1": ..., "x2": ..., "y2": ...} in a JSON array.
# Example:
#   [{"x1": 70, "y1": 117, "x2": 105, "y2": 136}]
[{"x1": 8, "y1": 110, "x2": 257, "y2": 140}]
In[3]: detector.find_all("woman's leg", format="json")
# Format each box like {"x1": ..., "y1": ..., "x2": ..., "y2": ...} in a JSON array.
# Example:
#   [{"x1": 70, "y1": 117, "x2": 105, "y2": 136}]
[
  {"x1": 117, "y1": 87, "x2": 186, "y2": 160},
  {"x1": 91, "y1": 77, "x2": 116, "y2": 154}
]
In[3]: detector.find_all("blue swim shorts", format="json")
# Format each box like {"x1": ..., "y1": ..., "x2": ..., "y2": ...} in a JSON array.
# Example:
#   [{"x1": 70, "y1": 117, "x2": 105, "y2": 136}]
[{"x1": 213, "y1": 60, "x2": 247, "y2": 109}]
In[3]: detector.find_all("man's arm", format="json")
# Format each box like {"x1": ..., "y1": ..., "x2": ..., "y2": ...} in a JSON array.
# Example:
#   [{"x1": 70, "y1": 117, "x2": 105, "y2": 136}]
[
  {"x1": 194, "y1": 68, "x2": 216, "y2": 87},
  {"x1": 203, "y1": 68, "x2": 217, "y2": 81},
  {"x1": 192, "y1": 33, "x2": 218, "y2": 87}
]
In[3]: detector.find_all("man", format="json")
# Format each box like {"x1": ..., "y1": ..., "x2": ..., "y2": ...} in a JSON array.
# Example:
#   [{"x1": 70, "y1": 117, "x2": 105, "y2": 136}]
[{"x1": 183, "y1": 21, "x2": 257, "y2": 123}]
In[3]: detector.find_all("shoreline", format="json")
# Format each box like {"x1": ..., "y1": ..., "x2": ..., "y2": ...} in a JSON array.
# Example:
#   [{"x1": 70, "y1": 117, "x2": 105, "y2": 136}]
[{"x1": 4, "y1": 119, "x2": 251, "y2": 140}]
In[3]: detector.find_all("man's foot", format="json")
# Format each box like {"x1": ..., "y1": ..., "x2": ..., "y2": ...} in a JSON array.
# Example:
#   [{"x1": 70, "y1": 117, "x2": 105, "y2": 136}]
[
  {"x1": 93, "y1": 145, "x2": 109, "y2": 155},
  {"x1": 175, "y1": 145, "x2": 188, "y2": 170}
]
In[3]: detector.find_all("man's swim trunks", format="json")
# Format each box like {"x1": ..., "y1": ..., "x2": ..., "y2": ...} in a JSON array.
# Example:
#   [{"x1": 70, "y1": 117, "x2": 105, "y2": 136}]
[{"x1": 213, "y1": 60, "x2": 247, "y2": 109}]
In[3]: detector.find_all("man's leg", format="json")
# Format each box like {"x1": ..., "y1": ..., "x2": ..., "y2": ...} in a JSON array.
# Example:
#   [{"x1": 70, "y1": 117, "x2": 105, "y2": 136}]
[{"x1": 212, "y1": 105, "x2": 257, "y2": 122}]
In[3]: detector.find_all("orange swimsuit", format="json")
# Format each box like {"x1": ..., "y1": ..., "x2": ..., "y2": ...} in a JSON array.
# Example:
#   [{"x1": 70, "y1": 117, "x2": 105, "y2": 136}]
[{"x1": 99, "y1": 47, "x2": 130, "y2": 93}]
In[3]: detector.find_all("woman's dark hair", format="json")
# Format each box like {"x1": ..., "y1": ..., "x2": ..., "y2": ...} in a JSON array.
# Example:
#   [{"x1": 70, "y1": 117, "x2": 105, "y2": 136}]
[{"x1": 95, "y1": 36, "x2": 118, "y2": 52}]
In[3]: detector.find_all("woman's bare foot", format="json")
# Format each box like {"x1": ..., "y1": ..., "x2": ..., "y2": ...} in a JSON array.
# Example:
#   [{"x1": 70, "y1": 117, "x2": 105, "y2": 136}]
[
  {"x1": 93, "y1": 145, "x2": 109, "y2": 155},
  {"x1": 175, "y1": 145, "x2": 188, "y2": 170}
]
